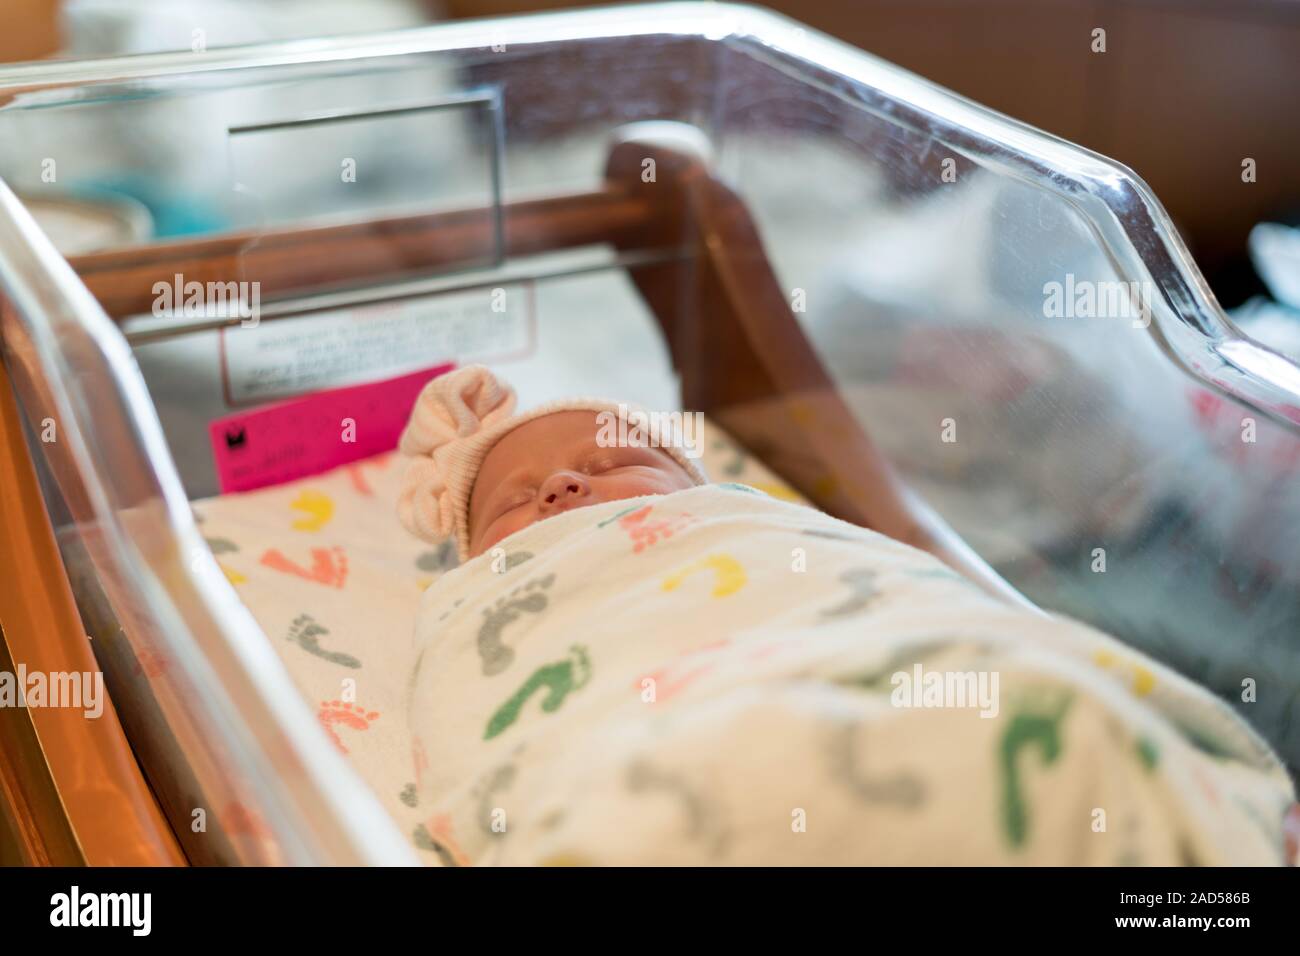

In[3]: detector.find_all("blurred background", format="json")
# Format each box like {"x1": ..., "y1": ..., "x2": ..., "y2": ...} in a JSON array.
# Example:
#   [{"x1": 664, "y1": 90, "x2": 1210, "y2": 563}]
[{"x1": 1, "y1": 0, "x2": 1297, "y2": 312}]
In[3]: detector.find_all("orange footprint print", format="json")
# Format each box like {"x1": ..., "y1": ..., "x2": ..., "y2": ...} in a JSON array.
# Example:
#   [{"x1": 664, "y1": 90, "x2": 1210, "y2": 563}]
[
  {"x1": 347, "y1": 454, "x2": 393, "y2": 497},
  {"x1": 261, "y1": 546, "x2": 349, "y2": 588},
  {"x1": 317, "y1": 700, "x2": 379, "y2": 754}
]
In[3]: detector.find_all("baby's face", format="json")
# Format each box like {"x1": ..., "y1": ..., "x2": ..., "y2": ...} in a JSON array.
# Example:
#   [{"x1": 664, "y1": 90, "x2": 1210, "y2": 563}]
[{"x1": 467, "y1": 410, "x2": 697, "y2": 558}]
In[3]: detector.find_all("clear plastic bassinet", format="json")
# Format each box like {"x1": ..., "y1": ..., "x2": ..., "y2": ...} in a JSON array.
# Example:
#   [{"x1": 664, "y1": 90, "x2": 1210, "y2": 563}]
[{"x1": 1, "y1": 3, "x2": 1297, "y2": 865}]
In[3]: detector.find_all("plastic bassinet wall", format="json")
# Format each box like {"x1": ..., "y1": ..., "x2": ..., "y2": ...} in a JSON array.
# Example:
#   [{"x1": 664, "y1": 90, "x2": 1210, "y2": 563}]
[{"x1": 0, "y1": 4, "x2": 1297, "y2": 864}]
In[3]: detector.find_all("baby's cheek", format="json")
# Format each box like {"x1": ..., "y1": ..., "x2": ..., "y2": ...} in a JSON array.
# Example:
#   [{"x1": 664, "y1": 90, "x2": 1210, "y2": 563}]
[{"x1": 476, "y1": 512, "x2": 535, "y2": 556}]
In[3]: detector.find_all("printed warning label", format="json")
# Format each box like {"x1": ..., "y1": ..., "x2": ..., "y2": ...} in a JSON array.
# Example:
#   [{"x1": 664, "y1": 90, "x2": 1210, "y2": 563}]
[{"x1": 220, "y1": 282, "x2": 533, "y2": 405}]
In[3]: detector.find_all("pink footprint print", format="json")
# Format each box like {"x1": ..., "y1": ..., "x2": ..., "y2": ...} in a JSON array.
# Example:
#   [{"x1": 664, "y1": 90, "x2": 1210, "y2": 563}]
[
  {"x1": 634, "y1": 639, "x2": 731, "y2": 702},
  {"x1": 318, "y1": 700, "x2": 380, "y2": 753},
  {"x1": 619, "y1": 506, "x2": 695, "y2": 553}
]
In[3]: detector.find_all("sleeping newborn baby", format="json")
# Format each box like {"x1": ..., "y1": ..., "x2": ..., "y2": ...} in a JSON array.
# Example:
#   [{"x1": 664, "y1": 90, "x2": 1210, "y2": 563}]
[{"x1": 396, "y1": 365, "x2": 1298, "y2": 866}]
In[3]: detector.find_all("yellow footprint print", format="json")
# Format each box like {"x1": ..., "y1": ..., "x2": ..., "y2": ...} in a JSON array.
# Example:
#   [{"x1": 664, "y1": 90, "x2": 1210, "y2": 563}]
[
  {"x1": 749, "y1": 481, "x2": 803, "y2": 503},
  {"x1": 661, "y1": 554, "x2": 747, "y2": 598},
  {"x1": 1092, "y1": 649, "x2": 1156, "y2": 697},
  {"x1": 291, "y1": 489, "x2": 334, "y2": 532}
]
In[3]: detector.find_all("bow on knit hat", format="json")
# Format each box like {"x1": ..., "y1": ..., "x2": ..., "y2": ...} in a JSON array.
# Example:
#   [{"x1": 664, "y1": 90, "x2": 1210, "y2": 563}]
[{"x1": 396, "y1": 365, "x2": 708, "y2": 561}]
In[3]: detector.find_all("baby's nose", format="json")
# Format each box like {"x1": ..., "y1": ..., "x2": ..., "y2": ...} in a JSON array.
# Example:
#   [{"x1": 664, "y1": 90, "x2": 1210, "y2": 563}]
[{"x1": 537, "y1": 471, "x2": 592, "y2": 513}]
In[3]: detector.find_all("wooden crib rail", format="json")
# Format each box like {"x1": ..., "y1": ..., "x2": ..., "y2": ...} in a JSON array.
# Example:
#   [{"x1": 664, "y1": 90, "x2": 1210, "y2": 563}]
[{"x1": 70, "y1": 186, "x2": 661, "y2": 323}]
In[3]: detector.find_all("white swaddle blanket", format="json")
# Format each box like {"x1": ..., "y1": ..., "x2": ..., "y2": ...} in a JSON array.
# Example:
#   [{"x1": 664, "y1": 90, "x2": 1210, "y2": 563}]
[{"x1": 406, "y1": 484, "x2": 1297, "y2": 866}]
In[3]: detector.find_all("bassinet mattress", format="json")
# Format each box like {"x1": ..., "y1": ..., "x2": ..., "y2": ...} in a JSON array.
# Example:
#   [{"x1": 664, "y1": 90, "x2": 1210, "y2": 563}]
[{"x1": 192, "y1": 418, "x2": 804, "y2": 862}]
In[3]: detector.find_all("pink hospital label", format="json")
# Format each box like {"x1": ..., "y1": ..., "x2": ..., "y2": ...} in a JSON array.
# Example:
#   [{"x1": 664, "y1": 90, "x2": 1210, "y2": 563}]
[{"x1": 209, "y1": 363, "x2": 454, "y2": 493}]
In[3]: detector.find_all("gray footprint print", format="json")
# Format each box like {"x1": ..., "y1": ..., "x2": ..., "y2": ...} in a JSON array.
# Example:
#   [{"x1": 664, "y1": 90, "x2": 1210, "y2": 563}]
[
  {"x1": 286, "y1": 613, "x2": 361, "y2": 669},
  {"x1": 826, "y1": 723, "x2": 925, "y2": 808},
  {"x1": 478, "y1": 574, "x2": 557, "y2": 676},
  {"x1": 821, "y1": 568, "x2": 879, "y2": 619},
  {"x1": 627, "y1": 758, "x2": 730, "y2": 859},
  {"x1": 416, "y1": 540, "x2": 458, "y2": 573}
]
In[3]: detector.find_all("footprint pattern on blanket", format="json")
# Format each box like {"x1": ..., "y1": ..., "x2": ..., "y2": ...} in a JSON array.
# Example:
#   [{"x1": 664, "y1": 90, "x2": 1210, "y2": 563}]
[
  {"x1": 261, "y1": 545, "x2": 349, "y2": 588},
  {"x1": 416, "y1": 540, "x2": 459, "y2": 574},
  {"x1": 484, "y1": 645, "x2": 591, "y2": 740},
  {"x1": 717, "y1": 482, "x2": 763, "y2": 495},
  {"x1": 626, "y1": 758, "x2": 730, "y2": 859},
  {"x1": 820, "y1": 568, "x2": 879, "y2": 619},
  {"x1": 634, "y1": 640, "x2": 730, "y2": 703},
  {"x1": 835, "y1": 640, "x2": 956, "y2": 695},
  {"x1": 661, "y1": 554, "x2": 746, "y2": 598},
  {"x1": 318, "y1": 699, "x2": 379, "y2": 754},
  {"x1": 290, "y1": 489, "x2": 334, "y2": 532},
  {"x1": 801, "y1": 527, "x2": 860, "y2": 543},
  {"x1": 478, "y1": 574, "x2": 557, "y2": 676},
  {"x1": 998, "y1": 690, "x2": 1073, "y2": 849},
  {"x1": 287, "y1": 613, "x2": 360, "y2": 669},
  {"x1": 413, "y1": 814, "x2": 469, "y2": 867},
  {"x1": 616, "y1": 505, "x2": 696, "y2": 553},
  {"x1": 473, "y1": 759, "x2": 520, "y2": 837},
  {"x1": 490, "y1": 549, "x2": 533, "y2": 573},
  {"x1": 1091, "y1": 648, "x2": 1157, "y2": 698},
  {"x1": 597, "y1": 504, "x2": 644, "y2": 528},
  {"x1": 826, "y1": 723, "x2": 926, "y2": 808},
  {"x1": 220, "y1": 563, "x2": 247, "y2": 585},
  {"x1": 346, "y1": 455, "x2": 391, "y2": 497},
  {"x1": 902, "y1": 567, "x2": 971, "y2": 587},
  {"x1": 204, "y1": 536, "x2": 239, "y2": 555}
]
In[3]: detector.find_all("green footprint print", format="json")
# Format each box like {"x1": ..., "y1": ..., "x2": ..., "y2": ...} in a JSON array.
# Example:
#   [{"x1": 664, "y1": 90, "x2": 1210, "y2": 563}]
[
  {"x1": 484, "y1": 645, "x2": 592, "y2": 740},
  {"x1": 999, "y1": 690, "x2": 1073, "y2": 849}
]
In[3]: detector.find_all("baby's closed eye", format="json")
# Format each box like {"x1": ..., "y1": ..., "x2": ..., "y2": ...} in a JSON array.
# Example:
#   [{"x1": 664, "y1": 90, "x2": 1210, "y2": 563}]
[
  {"x1": 582, "y1": 453, "x2": 622, "y2": 474},
  {"x1": 492, "y1": 489, "x2": 535, "y2": 520}
]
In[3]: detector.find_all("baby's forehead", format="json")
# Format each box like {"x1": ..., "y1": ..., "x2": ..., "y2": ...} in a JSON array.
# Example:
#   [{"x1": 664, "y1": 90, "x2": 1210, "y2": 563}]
[
  {"x1": 498, "y1": 409, "x2": 604, "y2": 452},
  {"x1": 478, "y1": 410, "x2": 606, "y2": 478}
]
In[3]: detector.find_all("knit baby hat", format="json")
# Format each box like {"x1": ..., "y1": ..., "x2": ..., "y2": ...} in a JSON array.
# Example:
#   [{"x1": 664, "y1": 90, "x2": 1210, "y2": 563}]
[{"x1": 396, "y1": 365, "x2": 708, "y2": 561}]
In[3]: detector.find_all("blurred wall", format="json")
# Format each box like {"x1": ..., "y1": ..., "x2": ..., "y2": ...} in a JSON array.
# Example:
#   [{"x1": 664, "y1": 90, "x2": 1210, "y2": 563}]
[
  {"x1": 0, "y1": 0, "x2": 61, "y2": 61},
  {"x1": 3, "y1": 0, "x2": 1294, "y2": 302},
  {"x1": 443, "y1": 0, "x2": 1300, "y2": 304}
]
